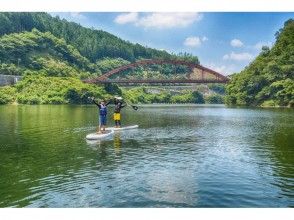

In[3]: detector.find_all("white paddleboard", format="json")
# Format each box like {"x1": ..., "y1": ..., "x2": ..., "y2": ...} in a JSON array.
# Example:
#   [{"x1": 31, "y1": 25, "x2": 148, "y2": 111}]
[
  {"x1": 106, "y1": 125, "x2": 139, "y2": 131},
  {"x1": 86, "y1": 129, "x2": 114, "y2": 140}
]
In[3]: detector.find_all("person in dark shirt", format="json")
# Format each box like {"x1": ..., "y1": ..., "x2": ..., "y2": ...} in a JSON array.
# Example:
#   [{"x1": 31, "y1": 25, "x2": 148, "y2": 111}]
[
  {"x1": 90, "y1": 97, "x2": 111, "y2": 133},
  {"x1": 113, "y1": 96, "x2": 126, "y2": 128}
]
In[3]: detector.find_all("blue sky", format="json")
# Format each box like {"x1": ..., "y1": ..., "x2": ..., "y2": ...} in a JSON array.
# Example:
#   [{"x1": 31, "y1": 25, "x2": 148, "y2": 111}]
[{"x1": 50, "y1": 12, "x2": 294, "y2": 75}]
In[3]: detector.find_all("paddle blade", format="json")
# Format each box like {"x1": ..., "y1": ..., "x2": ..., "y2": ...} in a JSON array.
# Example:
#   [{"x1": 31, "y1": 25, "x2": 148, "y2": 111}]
[{"x1": 132, "y1": 105, "x2": 139, "y2": 111}]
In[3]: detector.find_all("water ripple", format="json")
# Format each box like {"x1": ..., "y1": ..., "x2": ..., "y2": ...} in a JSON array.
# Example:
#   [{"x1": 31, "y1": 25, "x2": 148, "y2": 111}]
[{"x1": 0, "y1": 105, "x2": 293, "y2": 207}]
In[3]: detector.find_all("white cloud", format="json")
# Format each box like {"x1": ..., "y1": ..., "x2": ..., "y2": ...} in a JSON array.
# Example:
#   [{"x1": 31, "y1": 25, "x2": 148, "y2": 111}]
[
  {"x1": 138, "y1": 13, "x2": 202, "y2": 29},
  {"x1": 204, "y1": 63, "x2": 238, "y2": 75},
  {"x1": 158, "y1": 48, "x2": 172, "y2": 54},
  {"x1": 69, "y1": 12, "x2": 86, "y2": 20},
  {"x1": 51, "y1": 12, "x2": 87, "y2": 20},
  {"x1": 114, "y1": 12, "x2": 203, "y2": 29},
  {"x1": 50, "y1": 12, "x2": 89, "y2": 26},
  {"x1": 223, "y1": 52, "x2": 254, "y2": 61},
  {"x1": 230, "y1": 39, "x2": 244, "y2": 47},
  {"x1": 212, "y1": 65, "x2": 227, "y2": 74},
  {"x1": 184, "y1": 37, "x2": 201, "y2": 47},
  {"x1": 223, "y1": 54, "x2": 230, "y2": 60},
  {"x1": 202, "y1": 36, "x2": 208, "y2": 42},
  {"x1": 114, "y1": 12, "x2": 138, "y2": 24},
  {"x1": 254, "y1": 41, "x2": 272, "y2": 50},
  {"x1": 184, "y1": 36, "x2": 208, "y2": 47}
]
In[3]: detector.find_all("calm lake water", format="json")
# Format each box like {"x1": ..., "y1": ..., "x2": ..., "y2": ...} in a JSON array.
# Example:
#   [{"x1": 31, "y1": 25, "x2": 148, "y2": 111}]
[{"x1": 0, "y1": 104, "x2": 293, "y2": 207}]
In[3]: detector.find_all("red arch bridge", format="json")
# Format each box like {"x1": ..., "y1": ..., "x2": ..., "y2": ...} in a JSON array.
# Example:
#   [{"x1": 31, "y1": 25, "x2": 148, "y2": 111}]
[{"x1": 83, "y1": 59, "x2": 230, "y2": 85}]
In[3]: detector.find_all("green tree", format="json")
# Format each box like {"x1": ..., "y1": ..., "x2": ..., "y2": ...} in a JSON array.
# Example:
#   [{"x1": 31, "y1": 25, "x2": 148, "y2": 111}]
[
  {"x1": 225, "y1": 19, "x2": 294, "y2": 107},
  {"x1": 205, "y1": 94, "x2": 224, "y2": 104}
]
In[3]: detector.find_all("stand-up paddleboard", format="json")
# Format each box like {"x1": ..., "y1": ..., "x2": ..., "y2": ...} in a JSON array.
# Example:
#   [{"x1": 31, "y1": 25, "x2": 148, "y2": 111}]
[
  {"x1": 106, "y1": 125, "x2": 139, "y2": 131},
  {"x1": 86, "y1": 129, "x2": 114, "y2": 140}
]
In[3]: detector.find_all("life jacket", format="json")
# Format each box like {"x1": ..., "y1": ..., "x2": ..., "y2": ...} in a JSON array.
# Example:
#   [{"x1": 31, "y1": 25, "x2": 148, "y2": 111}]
[
  {"x1": 99, "y1": 104, "x2": 107, "y2": 115},
  {"x1": 114, "y1": 102, "x2": 122, "y2": 113}
]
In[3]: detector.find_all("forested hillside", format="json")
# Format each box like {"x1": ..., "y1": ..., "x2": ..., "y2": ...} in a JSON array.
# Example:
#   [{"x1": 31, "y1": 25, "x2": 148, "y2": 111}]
[
  {"x1": 0, "y1": 12, "x2": 173, "y2": 62},
  {"x1": 225, "y1": 19, "x2": 294, "y2": 107},
  {"x1": 0, "y1": 12, "x2": 198, "y2": 77},
  {"x1": 0, "y1": 29, "x2": 95, "y2": 77},
  {"x1": 0, "y1": 12, "x2": 203, "y2": 104},
  {"x1": 2, "y1": 13, "x2": 292, "y2": 106}
]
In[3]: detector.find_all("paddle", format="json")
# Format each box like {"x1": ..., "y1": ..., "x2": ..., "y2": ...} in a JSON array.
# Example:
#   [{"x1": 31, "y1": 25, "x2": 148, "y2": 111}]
[
  {"x1": 87, "y1": 96, "x2": 96, "y2": 102},
  {"x1": 126, "y1": 102, "x2": 139, "y2": 111},
  {"x1": 87, "y1": 96, "x2": 109, "y2": 103},
  {"x1": 88, "y1": 96, "x2": 138, "y2": 110}
]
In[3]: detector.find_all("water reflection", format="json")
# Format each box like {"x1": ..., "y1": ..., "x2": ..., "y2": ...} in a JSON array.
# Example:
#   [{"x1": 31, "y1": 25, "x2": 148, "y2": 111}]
[
  {"x1": 113, "y1": 133, "x2": 122, "y2": 155},
  {"x1": 85, "y1": 132, "x2": 122, "y2": 154},
  {"x1": 0, "y1": 105, "x2": 293, "y2": 207},
  {"x1": 86, "y1": 139, "x2": 102, "y2": 147}
]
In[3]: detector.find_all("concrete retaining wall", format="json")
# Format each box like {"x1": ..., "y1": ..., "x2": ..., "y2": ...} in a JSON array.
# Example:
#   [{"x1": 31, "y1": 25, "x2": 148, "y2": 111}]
[{"x1": 0, "y1": 75, "x2": 22, "y2": 86}]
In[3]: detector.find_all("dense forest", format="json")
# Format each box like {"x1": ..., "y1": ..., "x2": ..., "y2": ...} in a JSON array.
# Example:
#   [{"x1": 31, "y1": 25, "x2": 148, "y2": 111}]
[
  {"x1": 0, "y1": 12, "x2": 211, "y2": 105},
  {"x1": 225, "y1": 19, "x2": 294, "y2": 107},
  {"x1": 1, "y1": 13, "x2": 292, "y2": 106},
  {"x1": 0, "y1": 12, "x2": 198, "y2": 62},
  {"x1": 0, "y1": 12, "x2": 198, "y2": 76},
  {"x1": 0, "y1": 12, "x2": 173, "y2": 62}
]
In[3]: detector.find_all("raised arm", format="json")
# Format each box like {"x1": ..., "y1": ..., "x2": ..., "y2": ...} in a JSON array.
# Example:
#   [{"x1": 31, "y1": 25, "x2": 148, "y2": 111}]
[
  {"x1": 91, "y1": 98, "x2": 100, "y2": 108},
  {"x1": 105, "y1": 100, "x2": 112, "y2": 106}
]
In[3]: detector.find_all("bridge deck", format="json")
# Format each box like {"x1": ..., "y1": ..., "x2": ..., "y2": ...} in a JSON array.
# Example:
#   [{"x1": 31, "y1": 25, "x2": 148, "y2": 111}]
[{"x1": 84, "y1": 79, "x2": 229, "y2": 84}]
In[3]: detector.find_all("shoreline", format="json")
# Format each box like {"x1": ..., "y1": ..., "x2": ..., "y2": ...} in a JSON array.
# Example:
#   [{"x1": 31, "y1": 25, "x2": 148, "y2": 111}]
[{"x1": 1, "y1": 102, "x2": 293, "y2": 109}]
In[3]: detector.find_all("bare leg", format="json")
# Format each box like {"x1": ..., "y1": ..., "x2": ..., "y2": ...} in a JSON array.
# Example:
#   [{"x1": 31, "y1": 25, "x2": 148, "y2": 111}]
[
  {"x1": 97, "y1": 116, "x2": 102, "y2": 133},
  {"x1": 101, "y1": 125, "x2": 106, "y2": 133}
]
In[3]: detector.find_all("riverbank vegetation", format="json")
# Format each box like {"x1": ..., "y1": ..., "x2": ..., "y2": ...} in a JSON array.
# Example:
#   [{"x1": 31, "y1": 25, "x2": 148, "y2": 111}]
[
  {"x1": 123, "y1": 87, "x2": 206, "y2": 104},
  {"x1": 0, "y1": 86, "x2": 16, "y2": 104},
  {"x1": 1, "y1": 13, "x2": 293, "y2": 107},
  {"x1": 225, "y1": 19, "x2": 294, "y2": 107},
  {"x1": 0, "y1": 75, "x2": 109, "y2": 104},
  {"x1": 0, "y1": 74, "x2": 224, "y2": 105},
  {"x1": 0, "y1": 12, "x2": 224, "y2": 105}
]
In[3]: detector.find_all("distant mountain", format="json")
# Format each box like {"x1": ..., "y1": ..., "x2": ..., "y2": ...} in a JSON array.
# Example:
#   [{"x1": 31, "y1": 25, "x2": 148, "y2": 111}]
[
  {"x1": 0, "y1": 29, "x2": 95, "y2": 77},
  {"x1": 0, "y1": 12, "x2": 173, "y2": 62},
  {"x1": 0, "y1": 12, "x2": 201, "y2": 105},
  {"x1": 225, "y1": 19, "x2": 294, "y2": 107},
  {"x1": 0, "y1": 12, "x2": 198, "y2": 78}
]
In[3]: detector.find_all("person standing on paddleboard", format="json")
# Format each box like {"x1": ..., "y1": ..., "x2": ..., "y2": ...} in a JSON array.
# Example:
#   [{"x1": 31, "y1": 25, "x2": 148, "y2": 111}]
[
  {"x1": 113, "y1": 96, "x2": 126, "y2": 128},
  {"x1": 90, "y1": 97, "x2": 111, "y2": 133}
]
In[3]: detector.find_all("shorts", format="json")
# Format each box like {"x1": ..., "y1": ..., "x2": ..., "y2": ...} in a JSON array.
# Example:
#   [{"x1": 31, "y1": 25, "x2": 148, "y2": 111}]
[
  {"x1": 113, "y1": 113, "x2": 121, "y2": 121},
  {"x1": 99, "y1": 115, "x2": 107, "y2": 126}
]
